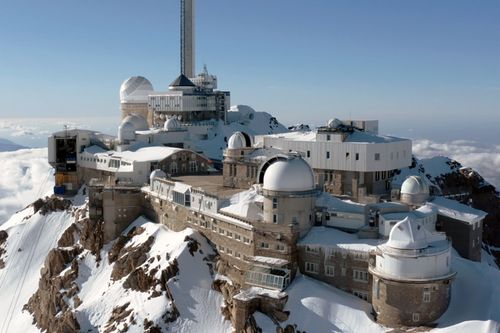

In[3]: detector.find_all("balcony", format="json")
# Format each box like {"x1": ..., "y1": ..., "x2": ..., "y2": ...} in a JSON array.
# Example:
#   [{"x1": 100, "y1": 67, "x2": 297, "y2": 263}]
[{"x1": 245, "y1": 266, "x2": 290, "y2": 290}]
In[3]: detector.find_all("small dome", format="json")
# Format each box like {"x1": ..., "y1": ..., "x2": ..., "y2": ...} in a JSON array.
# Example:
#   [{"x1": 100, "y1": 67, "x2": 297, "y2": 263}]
[
  {"x1": 401, "y1": 176, "x2": 429, "y2": 195},
  {"x1": 327, "y1": 118, "x2": 342, "y2": 128},
  {"x1": 263, "y1": 157, "x2": 315, "y2": 192},
  {"x1": 122, "y1": 114, "x2": 149, "y2": 131},
  {"x1": 387, "y1": 217, "x2": 428, "y2": 250},
  {"x1": 164, "y1": 117, "x2": 181, "y2": 131},
  {"x1": 120, "y1": 76, "x2": 154, "y2": 103},
  {"x1": 150, "y1": 169, "x2": 167, "y2": 183},
  {"x1": 118, "y1": 121, "x2": 135, "y2": 143},
  {"x1": 227, "y1": 131, "x2": 251, "y2": 149}
]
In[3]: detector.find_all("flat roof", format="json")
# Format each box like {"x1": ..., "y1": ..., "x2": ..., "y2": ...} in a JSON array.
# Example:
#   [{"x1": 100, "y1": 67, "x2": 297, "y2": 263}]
[
  {"x1": 299, "y1": 226, "x2": 378, "y2": 252},
  {"x1": 172, "y1": 174, "x2": 242, "y2": 199}
]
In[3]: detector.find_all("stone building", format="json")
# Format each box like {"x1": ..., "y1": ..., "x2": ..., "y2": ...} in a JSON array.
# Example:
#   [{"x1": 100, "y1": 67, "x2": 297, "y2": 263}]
[{"x1": 369, "y1": 218, "x2": 456, "y2": 326}]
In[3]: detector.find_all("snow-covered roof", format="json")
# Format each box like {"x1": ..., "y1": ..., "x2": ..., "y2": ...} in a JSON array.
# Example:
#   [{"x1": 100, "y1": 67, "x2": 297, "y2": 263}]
[
  {"x1": 122, "y1": 114, "x2": 149, "y2": 131},
  {"x1": 262, "y1": 130, "x2": 407, "y2": 144},
  {"x1": 386, "y1": 217, "x2": 428, "y2": 250},
  {"x1": 381, "y1": 205, "x2": 435, "y2": 222},
  {"x1": 428, "y1": 196, "x2": 487, "y2": 224},
  {"x1": 164, "y1": 117, "x2": 181, "y2": 131},
  {"x1": 120, "y1": 76, "x2": 154, "y2": 103},
  {"x1": 219, "y1": 187, "x2": 263, "y2": 221},
  {"x1": 315, "y1": 192, "x2": 366, "y2": 214},
  {"x1": 263, "y1": 157, "x2": 315, "y2": 192},
  {"x1": 299, "y1": 226, "x2": 378, "y2": 252},
  {"x1": 113, "y1": 146, "x2": 183, "y2": 162},
  {"x1": 251, "y1": 256, "x2": 289, "y2": 267}
]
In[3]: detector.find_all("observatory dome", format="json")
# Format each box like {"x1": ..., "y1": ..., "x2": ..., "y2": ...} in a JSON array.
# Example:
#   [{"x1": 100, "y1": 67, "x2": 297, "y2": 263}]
[
  {"x1": 401, "y1": 176, "x2": 429, "y2": 195},
  {"x1": 122, "y1": 114, "x2": 149, "y2": 131},
  {"x1": 164, "y1": 117, "x2": 181, "y2": 131},
  {"x1": 118, "y1": 121, "x2": 135, "y2": 143},
  {"x1": 120, "y1": 76, "x2": 154, "y2": 103},
  {"x1": 150, "y1": 169, "x2": 167, "y2": 183},
  {"x1": 387, "y1": 217, "x2": 428, "y2": 250},
  {"x1": 227, "y1": 131, "x2": 251, "y2": 149},
  {"x1": 327, "y1": 118, "x2": 343, "y2": 129},
  {"x1": 263, "y1": 157, "x2": 315, "y2": 192}
]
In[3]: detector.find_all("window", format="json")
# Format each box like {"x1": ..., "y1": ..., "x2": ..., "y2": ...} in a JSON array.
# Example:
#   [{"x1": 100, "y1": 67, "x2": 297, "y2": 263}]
[
  {"x1": 305, "y1": 262, "x2": 319, "y2": 274},
  {"x1": 226, "y1": 230, "x2": 233, "y2": 238},
  {"x1": 325, "y1": 265, "x2": 335, "y2": 277},
  {"x1": 275, "y1": 244, "x2": 285, "y2": 251},
  {"x1": 306, "y1": 245, "x2": 319, "y2": 254},
  {"x1": 374, "y1": 153, "x2": 380, "y2": 161},
  {"x1": 234, "y1": 234, "x2": 241, "y2": 241},
  {"x1": 243, "y1": 237, "x2": 250, "y2": 244},
  {"x1": 260, "y1": 242, "x2": 269, "y2": 249},
  {"x1": 353, "y1": 270, "x2": 369, "y2": 283},
  {"x1": 272, "y1": 198, "x2": 278, "y2": 209},
  {"x1": 326, "y1": 134, "x2": 331, "y2": 141},
  {"x1": 219, "y1": 227, "x2": 225, "y2": 234},
  {"x1": 226, "y1": 248, "x2": 233, "y2": 255},
  {"x1": 355, "y1": 153, "x2": 359, "y2": 161},
  {"x1": 307, "y1": 150, "x2": 311, "y2": 158},
  {"x1": 381, "y1": 171, "x2": 386, "y2": 179},
  {"x1": 375, "y1": 171, "x2": 380, "y2": 181},
  {"x1": 326, "y1": 151, "x2": 330, "y2": 159},
  {"x1": 412, "y1": 313, "x2": 420, "y2": 322},
  {"x1": 341, "y1": 267, "x2": 346, "y2": 276},
  {"x1": 273, "y1": 214, "x2": 278, "y2": 224},
  {"x1": 189, "y1": 160, "x2": 198, "y2": 172},
  {"x1": 218, "y1": 245, "x2": 225, "y2": 253},
  {"x1": 235, "y1": 252, "x2": 241, "y2": 258},
  {"x1": 170, "y1": 162, "x2": 178, "y2": 174},
  {"x1": 423, "y1": 291, "x2": 431, "y2": 303}
]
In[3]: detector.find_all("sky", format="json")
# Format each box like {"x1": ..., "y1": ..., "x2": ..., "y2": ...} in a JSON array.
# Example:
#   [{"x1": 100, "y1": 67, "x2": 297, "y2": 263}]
[{"x1": 0, "y1": 0, "x2": 499, "y2": 143}]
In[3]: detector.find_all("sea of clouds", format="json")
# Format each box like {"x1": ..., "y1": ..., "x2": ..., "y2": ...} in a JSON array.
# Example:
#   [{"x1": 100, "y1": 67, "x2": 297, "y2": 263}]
[{"x1": 0, "y1": 148, "x2": 54, "y2": 224}]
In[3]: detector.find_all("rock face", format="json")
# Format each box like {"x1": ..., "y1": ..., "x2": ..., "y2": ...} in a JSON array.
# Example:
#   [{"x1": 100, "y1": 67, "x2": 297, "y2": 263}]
[
  {"x1": 0, "y1": 230, "x2": 7, "y2": 269},
  {"x1": 32, "y1": 196, "x2": 72, "y2": 216}
]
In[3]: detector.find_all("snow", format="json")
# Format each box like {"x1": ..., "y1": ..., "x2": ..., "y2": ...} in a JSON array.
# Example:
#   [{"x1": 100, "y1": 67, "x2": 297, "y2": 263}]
[
  {"x1": 75, "y1": 216, "x2": 232, "y2": 333},
  {"x1": 234, "y1": 286, "x2": 286, "y2": 302},
  {"x1": 298, "y1": 226, "x2": 378, "y2": 252},
  {"x1": 0, "y1": 148, "x2": 54, "y2": 225},
  {"x1": 316, "y1": 192, "x2": 366, "y2": 214},
  {"x1": 0, "y1": 205, "x2": 77, "y2": 333},
  {"x1": 251, "y1": 256, "x2": 289, "y2": 266},
  {"x1": 113, "y1": 146, "x2": 183, "y2": 162},
  {"x1": 429, "y1": 196, "x2": 487, "y2": 224},
  {"x1": 345, "y1": 131, "x2": 407, "y2": 144},
  {"x1": 219, "y1": 186, "x2": 264, "y2": 221}
]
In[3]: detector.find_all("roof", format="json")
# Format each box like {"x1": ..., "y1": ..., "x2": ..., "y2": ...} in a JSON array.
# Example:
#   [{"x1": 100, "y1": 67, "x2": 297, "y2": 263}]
[
  {"x1": 219, "y1": 187, "x2": 264, "y2": 221},
  {"x1": 401, "y1": 176, "x2": 429, "y2": 195},
  {"x1": 120, "y1": 76, "x2": 154, "y2": 103},
  {"x1": 113, "y1": 146, "x2": 183, "y2": 162},
  {"x1": 263, "y1": 157, "x2": 315, "y2": 192},
  {"x1": 169, "y1": 74, "x2": 196, "y2": 87},
  {"x1": 298, "y1": 226, "x2": 378, "y2": 252},
  {"x1": 261, "y1": 129, "x2": 408, "y2": 144},
  {"x1": 428, "y1": 196, "x2": 487, "y2": 224},
  {"x1": 315, "y1": 192, "x2": 366, "y2": 214}
]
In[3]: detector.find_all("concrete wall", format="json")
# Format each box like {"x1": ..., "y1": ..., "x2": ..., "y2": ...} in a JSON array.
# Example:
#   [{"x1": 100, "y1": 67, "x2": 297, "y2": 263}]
[{"x1": 437, "y1": 215, "x2": 482, "y2": 262}]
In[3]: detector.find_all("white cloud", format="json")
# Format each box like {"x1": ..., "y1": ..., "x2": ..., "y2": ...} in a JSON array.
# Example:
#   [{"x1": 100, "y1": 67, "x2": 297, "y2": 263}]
[
  {"x1": 413, "y1": 139, "x2": 500, "y2": 189},
  {"x1": 0, "y1": 148, "x2": 54, "y2": 224}
]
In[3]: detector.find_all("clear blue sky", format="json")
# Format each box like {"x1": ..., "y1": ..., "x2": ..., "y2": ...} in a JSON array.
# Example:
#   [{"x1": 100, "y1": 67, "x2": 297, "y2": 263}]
[{"x1": 0, "y1": 0, "x2": 499, "y2": 141}]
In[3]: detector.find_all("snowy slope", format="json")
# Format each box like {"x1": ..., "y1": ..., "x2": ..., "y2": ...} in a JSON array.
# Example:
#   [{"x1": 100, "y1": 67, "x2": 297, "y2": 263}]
[
  {"x1": 74, "y1": 217, "x2": 232, "y2": 333},
  {"x1": 0, "y1": 205, "x2": 76, "y2": 333},
  {"x1": 0, "y1": 148, "x2": 54, "y2": 225}
]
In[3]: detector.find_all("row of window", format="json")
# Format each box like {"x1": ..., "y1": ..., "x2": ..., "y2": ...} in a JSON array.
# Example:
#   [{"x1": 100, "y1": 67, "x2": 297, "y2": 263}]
[
  {"x1": 305, "y1": 246, "x2": 369, "y2": 261},
  {"x1": 186, "y1": 215, "x2": 251, "y2": 244},
  {"x1": 304, "y1": 262, "x2": 369, "y2": 282},
  {"x1": 259, "y1": 241, "x2": 286, "y2": 252}
]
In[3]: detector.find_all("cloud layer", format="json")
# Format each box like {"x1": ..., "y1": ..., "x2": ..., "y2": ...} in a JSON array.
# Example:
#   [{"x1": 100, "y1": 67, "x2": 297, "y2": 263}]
[
  {"x1": 413, "y1": 139, "x2": 500, "y2": 189},
  {"x1": 0, "y1": 148, "x2": 54, "y2": 224}
]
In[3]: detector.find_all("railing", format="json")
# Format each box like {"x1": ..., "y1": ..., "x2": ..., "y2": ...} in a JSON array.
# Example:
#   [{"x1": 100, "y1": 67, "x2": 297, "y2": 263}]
[{"x1": 245, "y1": 270, "x2": 290, "y2": 290}]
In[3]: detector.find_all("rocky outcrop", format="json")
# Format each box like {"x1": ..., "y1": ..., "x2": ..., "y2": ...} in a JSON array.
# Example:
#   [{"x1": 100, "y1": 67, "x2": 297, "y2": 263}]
[
  {"x1": 0, "y1": 230, "x2": 7, "y2": 269},
  {"x1": 25, "y1": 247, "x2": 82, "y2": 333},
  {"x1": 111, "y1": 235, "x2": 154, "y2": 281},
  {"x1": 80, "y1": 217, "x2": 103, "y2": 261},
  {"x1": 32, "y1": 196, "x2": 71, "y2": 216}
]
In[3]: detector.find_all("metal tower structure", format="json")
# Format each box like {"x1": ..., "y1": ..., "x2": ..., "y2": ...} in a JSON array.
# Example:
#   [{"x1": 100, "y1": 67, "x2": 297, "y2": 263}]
[{"x1": 180, "y1": 0, "x2": 195, "y2": 78}]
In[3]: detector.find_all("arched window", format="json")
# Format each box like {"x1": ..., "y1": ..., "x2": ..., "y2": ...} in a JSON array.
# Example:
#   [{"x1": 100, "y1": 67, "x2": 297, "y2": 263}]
[{"x1": 170, "y1": 162, "x2": 178, "y2": 174}]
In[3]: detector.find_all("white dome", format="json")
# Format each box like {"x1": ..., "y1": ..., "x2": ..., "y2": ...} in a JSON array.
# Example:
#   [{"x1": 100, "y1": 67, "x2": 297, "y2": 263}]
[
  {"x1": 327, "y1": 118, "x2": 343, "y2": 128},
  {"x1": 120, "y1": 76, "x2": 154, "y2": 103},
  {"x1": 387, "y1": 217, "x2": 428, "y2": 250},
  {"x1": 118, "y1": 121, "x2": 135, "y2": 143},
  {"x1": 122, "y1": 114, "x2": 149, "y2": 131},
  {"x1": 227, "y1": 132, "x2": 247, "y2": 149},
  {"x1": 401, "y1": 176, "x2": 429, "y2": 195},
  {"x1": 150, "y1": 169, "x2": 166, "y2": 183},
  {"x1": 263, "y1": 157, "x2": 315, "y2": 192},
  {"x1": 164, "y1": 117, "x2": 181, "y2": 131}
]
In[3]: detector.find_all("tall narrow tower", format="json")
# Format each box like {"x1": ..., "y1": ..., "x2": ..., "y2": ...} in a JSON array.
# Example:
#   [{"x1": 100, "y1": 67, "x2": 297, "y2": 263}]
[{"x1": 180, "y1": 0, "x2": 195, "y2": 78}]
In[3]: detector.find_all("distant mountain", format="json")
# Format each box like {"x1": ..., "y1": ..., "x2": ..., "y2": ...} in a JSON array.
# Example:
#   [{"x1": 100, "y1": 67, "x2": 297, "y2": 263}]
[{"x1": 0, "y1": 138, "x2": 27, "y2": 152}]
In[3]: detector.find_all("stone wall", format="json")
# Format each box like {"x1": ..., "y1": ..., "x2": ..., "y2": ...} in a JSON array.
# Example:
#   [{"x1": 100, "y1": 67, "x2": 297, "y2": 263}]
[{"x1": 371, "y1": 276, "x2": 452, "y2": 326}]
